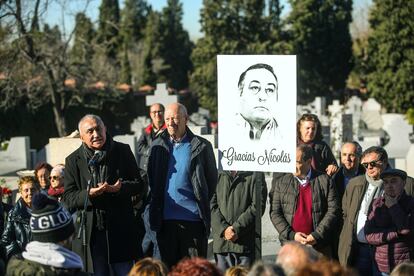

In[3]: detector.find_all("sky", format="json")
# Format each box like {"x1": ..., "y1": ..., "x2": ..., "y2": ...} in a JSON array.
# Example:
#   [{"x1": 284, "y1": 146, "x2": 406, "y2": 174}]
[{"x1": 45, "y1": 0, "x2": 372, "y2": 41}]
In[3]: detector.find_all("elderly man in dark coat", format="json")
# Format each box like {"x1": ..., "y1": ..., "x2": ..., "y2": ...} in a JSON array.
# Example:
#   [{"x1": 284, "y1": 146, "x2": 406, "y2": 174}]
[
  {"x1": 63, "y1": 114, "x2": 146, "y2": 275},
  {"x1": 147, "y1": 103, "x2": 218, "y2": 268},
  {"x1": 364, "y1": 168, "x2": 414, "y2": 275}
]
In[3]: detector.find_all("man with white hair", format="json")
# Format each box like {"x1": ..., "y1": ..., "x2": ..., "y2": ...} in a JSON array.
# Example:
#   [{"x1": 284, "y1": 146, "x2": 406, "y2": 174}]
[{"x1": 147, "y1": 103, "x2": 218, "y2": 268}]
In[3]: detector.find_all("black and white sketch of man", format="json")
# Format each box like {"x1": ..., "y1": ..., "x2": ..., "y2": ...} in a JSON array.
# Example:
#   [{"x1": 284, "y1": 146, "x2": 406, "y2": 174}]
[{"x1": 236, "y1": 63, "x2": 280, "y2": 141}]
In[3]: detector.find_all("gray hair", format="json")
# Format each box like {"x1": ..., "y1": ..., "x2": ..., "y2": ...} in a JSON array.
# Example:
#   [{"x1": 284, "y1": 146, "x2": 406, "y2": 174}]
[
  {"x1": 78, "y1": 114, "x2": 104, "y2": 132},
  {"x1": 51, "y1": 164, "x2": 65, "y2": 177}
]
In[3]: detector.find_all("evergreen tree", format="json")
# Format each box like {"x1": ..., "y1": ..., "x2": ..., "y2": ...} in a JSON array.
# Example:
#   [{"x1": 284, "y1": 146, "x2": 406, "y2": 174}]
[
  {"x1": 97, "y1": 0, "x2": 120, "y2": 60},
  {"x1": 288, "y1": 0, "x2": 353, "y2": 103},
  {"x1": 120, "y1": 45, "x2": 132, "y2": 84},
  {"x1": 120, "y1": 0, "x2": 149, "y2": 46},
  {"x1": 190, "y1": 0, "x2": 279, "y2": 119},
  {"x1": 71, "y1": 13, "x2": 95, "y2": 79},
  {"x1": 160, "y1": 0, "x2": 193, "y2": 89},
  {"x1": 366, "y1": 0, "x2": 414, "y2": 113},
  {"x1": 140, "y1": 10, "x2": 164, "y2": 86}
]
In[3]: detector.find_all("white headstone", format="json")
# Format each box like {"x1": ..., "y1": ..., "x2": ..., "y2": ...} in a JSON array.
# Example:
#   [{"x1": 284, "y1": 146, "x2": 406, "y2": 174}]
[
  {"x1": 145, "y1": 83, "x2": 178, "y2": 107},
  {"x1": 48, "y1": 137, "x2": 81, "y2": 166},
  {"x1": 382, "y1": 114, "x2": 412, "y2": 159},
  {"x1": 0, "y1": 137, "x2": 31, "y2": 175},
  {"x1": 362, "y1": 98, "x2": 383, "y2": 130}
]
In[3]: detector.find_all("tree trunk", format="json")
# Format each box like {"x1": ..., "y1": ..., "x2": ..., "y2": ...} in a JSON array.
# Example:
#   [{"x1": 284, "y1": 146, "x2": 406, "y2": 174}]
[{"x1": 53, "y1": 105, "x2": 67, "y2": 137}]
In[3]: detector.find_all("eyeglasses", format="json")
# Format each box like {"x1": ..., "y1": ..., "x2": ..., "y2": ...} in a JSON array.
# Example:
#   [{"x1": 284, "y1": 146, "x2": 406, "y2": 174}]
[
  {"x1": 151, "y1": 111, "x2": 164, "y2": 115},
  {"x1": 361, "y1": 159, "x2": 382, "y2": 169},
  {"x1": 49, "y1": 176, "x2": 62, "y2": 180}
]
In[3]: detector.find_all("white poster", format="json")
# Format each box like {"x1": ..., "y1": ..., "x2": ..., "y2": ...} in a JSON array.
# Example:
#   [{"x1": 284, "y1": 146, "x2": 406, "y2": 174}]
[{"x1": 218, "y1": 55, "x2": 296, "y2": 173}]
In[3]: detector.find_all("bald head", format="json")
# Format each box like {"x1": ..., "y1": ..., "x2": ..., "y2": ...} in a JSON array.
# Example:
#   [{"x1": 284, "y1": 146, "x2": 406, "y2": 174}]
[
  {"x1": 341, "y1": 142, "x2": 362, "y2": 173},
  {"x1": 164, "y1": 103, "x2": 188, "y2": 140},
  {"x1": 276, "y1": 242, "x2": 320, "y2": 276}
]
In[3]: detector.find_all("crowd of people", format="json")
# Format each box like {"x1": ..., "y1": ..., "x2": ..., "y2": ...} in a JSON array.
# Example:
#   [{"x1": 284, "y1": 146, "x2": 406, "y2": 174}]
[{"x1": 0, "y1": 102, "x2": 413, "y2": 276}]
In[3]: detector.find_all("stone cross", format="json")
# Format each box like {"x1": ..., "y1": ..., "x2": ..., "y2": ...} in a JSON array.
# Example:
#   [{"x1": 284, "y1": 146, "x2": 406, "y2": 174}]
[{"x1": 145, "y1": 83, "x2": 178, "y2": 107}]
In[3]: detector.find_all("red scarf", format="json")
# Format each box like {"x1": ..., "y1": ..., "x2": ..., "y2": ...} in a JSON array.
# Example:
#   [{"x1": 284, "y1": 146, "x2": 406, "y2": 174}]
[{"x1": 48, "y1": 186, "x2": 64, "y2": 197}]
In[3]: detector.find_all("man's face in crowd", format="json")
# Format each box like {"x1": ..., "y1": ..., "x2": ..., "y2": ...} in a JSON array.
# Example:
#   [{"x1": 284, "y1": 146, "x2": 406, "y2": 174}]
[
  {"x1": 383, "y1": 175, "x2": 405, "y2": 198},
  {"x1": 150, "y1": 104, "x2": 164, "y2": 129},
  {"x1": 361, "y1": 152, "x2": 387, "y2": 180},
  {"x1": 294, "y1": 148, "x2": 312, "y2": 178},
  {"x1": 80, "y1": 118, "x2": 107, "y2": 150},
  {"x1": 239, "y1": 68, "x2": 277, "y2": 127},
  {"x1": 165, "y1": 104, "x2": 187, "y2": 140},
  {"x1": 341, "y1": 143, "x2": 359, "y2": 171}
]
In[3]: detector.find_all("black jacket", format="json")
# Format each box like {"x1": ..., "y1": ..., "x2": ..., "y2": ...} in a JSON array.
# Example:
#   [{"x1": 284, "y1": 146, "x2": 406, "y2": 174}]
[
  {"x1": 307, "y1": 140, "x2": 337, "y2": 174},
  {"x1": 332, "y1": 164, "x2": 366, "y2": 201},
  {"x1": 269, "y1": 170, "x2": 339, "y2": 255},
  {"x1": 1, "y1": 199, "x2": 31, "y2": 260},
  {"x1": 63, "y1": 141, "x2": 146, "y2": 273},
  {"x1": 211, "y1": 171, "x2": 267, "y2": 254},
  {"x1": 147, "y1": 128, "x2": 218, "y2": 236}
]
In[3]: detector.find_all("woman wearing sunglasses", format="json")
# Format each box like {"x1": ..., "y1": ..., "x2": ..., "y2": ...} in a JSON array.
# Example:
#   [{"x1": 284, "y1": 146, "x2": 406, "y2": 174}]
[{"x1": 47, "y1": 164, "x2": 65, "y2": 202}]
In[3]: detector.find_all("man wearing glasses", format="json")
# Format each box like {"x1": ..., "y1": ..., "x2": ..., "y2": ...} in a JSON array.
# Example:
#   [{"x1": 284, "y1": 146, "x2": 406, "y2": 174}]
[
  {"x1": 338, "y1": 146, "x2": 414, "y2": 274},
  {"x1": 236, "y1": 63, "x2": 280, "y2": 141},
  {"x1": 137, "y1": 103, "x2": 166, "y2": 259},
  {"x1": 137, "y1": 103, "x2": 166, "y2": 173}
]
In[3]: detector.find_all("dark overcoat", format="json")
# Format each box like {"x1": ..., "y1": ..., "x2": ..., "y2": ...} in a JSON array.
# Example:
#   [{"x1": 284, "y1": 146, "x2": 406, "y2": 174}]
[{"x1": 63, "y1": 141, "x2": 145, "y2": 273}]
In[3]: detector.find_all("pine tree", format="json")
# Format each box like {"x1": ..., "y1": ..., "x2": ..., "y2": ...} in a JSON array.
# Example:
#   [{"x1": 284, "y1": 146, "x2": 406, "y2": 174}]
[
  {"x1": 140, "y1": 10, "x2": 164, "y2": 86},
  {"x1": 190, "y1": 0, "x2": 277, "y2": 119},
  {"x1": 71, "y1": 13, "x2": 95, "y2": 78},
  {"x1": 97, "y1": 0, "x2": 120, "y2": 60},
  {"x1": 288, "y1": 0, "x2": 353, "y2": 103},
  {"x1": 366, "y1": 0, "x2": 414, "y2": 113},
  {"x1": 159, "y1": 0, "x2": 193, "y2": 90},
  {"x1": 120, "y1": 0, "x2": 149, "y2": 46}
]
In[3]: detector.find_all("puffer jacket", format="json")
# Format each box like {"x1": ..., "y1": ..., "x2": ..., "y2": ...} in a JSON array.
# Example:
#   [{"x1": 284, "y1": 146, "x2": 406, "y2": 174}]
[
  {"x1": 1, "y1": 199, "x2": 32, "y2": 260},
  {"x1": 211, "y1": 171, "x2": 267, "y2": 254},
  {"x1": 364, "y1": 192, "x2": 414, "y2": 273},
  {"x1": 269, "y1": 170, "x2": 339, "y2": 255},
  {"x1": 338, "y1": 174, "x2": 414, "y2": 266}
]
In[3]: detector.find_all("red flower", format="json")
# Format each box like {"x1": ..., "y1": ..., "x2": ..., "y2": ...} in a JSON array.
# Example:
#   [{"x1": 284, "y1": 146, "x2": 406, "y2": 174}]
[{"x1": 1, "y1": 187, "x2": 12, "y2": 195}]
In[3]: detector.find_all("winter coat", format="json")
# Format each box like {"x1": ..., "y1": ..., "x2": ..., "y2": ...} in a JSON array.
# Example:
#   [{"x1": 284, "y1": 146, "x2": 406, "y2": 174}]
[
  {"x1": 338, "y1": 175, "x2": 414, "y2": 266},
  {"x1": 298, "y1": 140, "x2": 337, "y2": 174},
  {"x1": 137, "y1": 124, "x2": 166, "y2": 172},
  {"x1": 0, "y1": 202, "x2": 13, "y2": 236},
  {"x1": 269, "y1": 170, "x2": 339, "y2": 256},
  {"x1": 147, "y1": 128, "x2": 218, "y2": 236},
  {"x1": 211, "y1": 171, "x2": 267, "y2": 254},
  {"x1": 364, "y1": 192, "x2": 414, "y2": 273},
  {"x1": 63, "y1": 141, "x2": 146, "y2": 273},
  {"x1": 1, "y1": 199, "x2": 32, "y2": 260}
]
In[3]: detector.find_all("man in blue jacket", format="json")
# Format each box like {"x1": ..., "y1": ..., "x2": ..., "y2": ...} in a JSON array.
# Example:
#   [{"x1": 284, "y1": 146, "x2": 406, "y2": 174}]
[{"x1": 147, "y1": 103, "x2": 218, "y2": 268}]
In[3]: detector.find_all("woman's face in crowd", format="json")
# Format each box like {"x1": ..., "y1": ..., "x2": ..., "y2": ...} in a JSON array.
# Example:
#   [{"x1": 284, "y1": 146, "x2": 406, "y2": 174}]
[
  {"x1": 50, "y1": 170, "x2": 64, "y2": 189},
  {"x1": 37, "y1": 168, "x2": 50, "y2": 189},
  {"x1": 20, "y1": 182, "x2": 37, "y2": 208},
  {"x1": 300, "y1": 120, "x2": 317, "y2": 143}
]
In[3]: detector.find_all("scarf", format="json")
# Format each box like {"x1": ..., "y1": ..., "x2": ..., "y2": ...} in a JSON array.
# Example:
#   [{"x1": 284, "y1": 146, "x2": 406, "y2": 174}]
[
  {"x1": 23, "y1": 241, "x2": 83, "y2": 269},
  {"x1": 82, "y1": 134, "x2": 114, "y2": 230},
  {"x1": 47, "y1": 186, "x2": 64, "y2": 198},
  {"x1": 364, "y1": 174, "x2": 384, "y2": 214}
]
